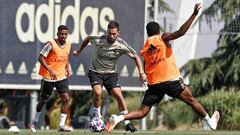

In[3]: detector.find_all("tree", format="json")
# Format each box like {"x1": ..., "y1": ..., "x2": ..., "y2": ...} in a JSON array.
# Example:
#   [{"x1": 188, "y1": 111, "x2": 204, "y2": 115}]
[
  {"x1": 158, "y1": 0, "x2": 174, "y2": 13},
  {"x1": 181, "y1": 0, "x2": 240, "y2": 96},
  {"x1": 148, "y1": 0, "x2": 174, "y2": 21}
]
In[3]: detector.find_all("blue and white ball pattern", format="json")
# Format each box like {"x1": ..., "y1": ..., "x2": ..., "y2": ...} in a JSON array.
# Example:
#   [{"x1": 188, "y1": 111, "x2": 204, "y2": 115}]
[{"x1": 89, "y1": 117, "x2": 105, "y2": 132}]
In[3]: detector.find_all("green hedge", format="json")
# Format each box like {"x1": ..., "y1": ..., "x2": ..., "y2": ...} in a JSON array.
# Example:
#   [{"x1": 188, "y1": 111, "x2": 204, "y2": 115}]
[
  {"x1": 106, "y1": 89, "x2": 240, "y2": 130},
  {"x1": 158, "y1": 89, "x2": 240, "y2": 130}
]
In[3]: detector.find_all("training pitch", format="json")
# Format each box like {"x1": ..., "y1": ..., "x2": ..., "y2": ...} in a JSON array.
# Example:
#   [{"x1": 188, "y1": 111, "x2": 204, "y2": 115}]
[{"x1": 0, "y1": 129, "x2": 239, "y2": 135}]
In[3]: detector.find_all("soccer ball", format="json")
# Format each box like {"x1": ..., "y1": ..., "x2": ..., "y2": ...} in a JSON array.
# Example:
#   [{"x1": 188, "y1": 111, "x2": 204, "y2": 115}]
[{"x1": 89, "y1": 117, "x2": 105, "y2": 132}]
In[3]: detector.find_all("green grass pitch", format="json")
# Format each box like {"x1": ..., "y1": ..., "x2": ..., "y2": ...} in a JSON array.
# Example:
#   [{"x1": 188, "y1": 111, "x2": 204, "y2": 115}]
[{"x1": 0, "y1": 129, "x2": 239, "y2": 135}]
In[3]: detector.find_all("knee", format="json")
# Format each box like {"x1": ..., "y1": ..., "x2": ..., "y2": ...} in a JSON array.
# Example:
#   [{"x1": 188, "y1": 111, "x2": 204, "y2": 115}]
[
  {"x1": 93, "y1": 91, "x2": 102, "y2": 99},
  {"x1": 62, "y1": 95, "x2": 70, "y2": 103}
]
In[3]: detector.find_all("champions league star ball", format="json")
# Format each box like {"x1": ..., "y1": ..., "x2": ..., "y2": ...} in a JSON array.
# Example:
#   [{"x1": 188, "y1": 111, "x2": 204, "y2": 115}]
[{"x1": 89, "y1": 117, "x2": 105, "y2": 132}]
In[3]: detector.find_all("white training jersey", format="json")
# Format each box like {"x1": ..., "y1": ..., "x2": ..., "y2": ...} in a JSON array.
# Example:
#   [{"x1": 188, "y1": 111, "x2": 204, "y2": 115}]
[{"x1": 88, "y1": 35, "x2": 137, "y2": 74}]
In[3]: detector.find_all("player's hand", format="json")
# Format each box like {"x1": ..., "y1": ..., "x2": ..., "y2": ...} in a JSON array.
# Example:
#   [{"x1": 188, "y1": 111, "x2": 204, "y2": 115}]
[
  {"x1": 193, "y1": 3, "x2": 201, "y2": 15},
  {"x1": 73, "y1": 50, "x2": 80, "y2": 56},
  {"x1": 49, "y1": 71, "x2": 57, "y2": 80},
  {"x1": 140, "y1": 73, "x2": 147, "y2": 83},
  {"x1": 142, "y1": 80, "x2": 148, "y2": 90},
  {"x1": 66, "y1": 68, "x2": 71, "y2": 78}
]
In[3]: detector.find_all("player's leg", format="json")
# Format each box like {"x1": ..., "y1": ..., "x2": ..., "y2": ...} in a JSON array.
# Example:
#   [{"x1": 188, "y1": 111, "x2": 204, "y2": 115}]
[
  {"x1": 110, "y1": 87, "x2": 126, "y2": 111},
  {"x1": 104, "y1": 73, "x2": 136, "y2": 132},
  {"x1": 92, "y1": 85, "x2": 103, "y2": 118},
  {"x1": 55, "y1": 79, "x2": 73, "y2": 132},
  {"x1": 164, "y1": 79, "x2": 220, "y2": 130},
  {"x1": 105, "y1": 85, "x2": 164, "y2": 133},
  {"x1": 122, "y1": 84, "x2": 165, "y2": 120},
  {"x1": 31, "y1": 80, "x2": 54, "y2": 132},
  {"x1": 105, "y1": 104, "x2": 151, "y2": 133},
  {"x1": 44, "y1": 114, "x2": 50, "y2": 130},
  {"x1": 163, "y1": 79, "x2": 207, "y2": 117},
  {"x1": 125, "y1": 104, "x2": 151, "y2": 120},
  {"x1": 88, "y1": 70, "x2": 104, "y2": 119},
  {"x1": 110, "y1": 87, "x2": 137, "y2": 132},
  {"x1": 177, "y1": 85, "x2": 220, "y2": 130},
  {"x1": 178, "y1": 86, "x2": 207, "y2": 117}
]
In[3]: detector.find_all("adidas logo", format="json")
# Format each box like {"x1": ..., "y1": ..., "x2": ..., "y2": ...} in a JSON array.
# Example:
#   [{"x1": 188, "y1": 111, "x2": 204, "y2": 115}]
[{"x1": 147, "y1": 44, "x2": 160, "y2": 56}]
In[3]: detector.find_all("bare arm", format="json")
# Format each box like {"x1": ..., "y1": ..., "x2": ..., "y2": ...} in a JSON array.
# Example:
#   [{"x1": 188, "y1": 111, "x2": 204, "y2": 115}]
[
  {"x1": 65, "y1": 62, "x2": 70, "y2": 78},
  {"x1": 133, "y1": 54, "x2": 147, "y2": 82},
  {"x1": 73, "y1": 36, "x2": 90, "y2": 56},
  {"x1": 162, "y1": 3, "x2": 201, "y2": 41},
  {"x1": 38, "y1": 54, "x2": 57, "y2": 80}
]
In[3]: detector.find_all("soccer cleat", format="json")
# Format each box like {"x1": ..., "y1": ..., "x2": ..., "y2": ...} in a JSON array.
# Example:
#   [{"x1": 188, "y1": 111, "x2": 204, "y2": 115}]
[
  {"x1": 8, "y1": 126, "x2": 20, "y2": 133},
  {"x1": 202, "y1": 120, "x2": 211, "y2": 131},
  {"x1": 207, "y1": 111, "x2": 220, "y2": 130},
  {"x1": 30, "y1": 122, "x2": 37, "y2": 132},
  {"x1": 125, "y1": 123, "x2": 137, "y2": 132},
  {"x1": 104, "y1": 114, "x2": 120, "y2": 133},
  {"x1": 58, "y1": 126, "x2": 73, "y2": 132}
]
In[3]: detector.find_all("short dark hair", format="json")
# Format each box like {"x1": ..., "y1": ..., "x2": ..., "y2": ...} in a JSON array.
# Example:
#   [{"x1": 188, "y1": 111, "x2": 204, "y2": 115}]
[
  {"x1": 108, "y1": 21, "x2": 120, "y2": 31},
  {"x1": 146, "y1": 22, "x2": 160, "y2": 37},
  {"x1": 58, "y1": 25, "x2": 68, "y2": 32}
]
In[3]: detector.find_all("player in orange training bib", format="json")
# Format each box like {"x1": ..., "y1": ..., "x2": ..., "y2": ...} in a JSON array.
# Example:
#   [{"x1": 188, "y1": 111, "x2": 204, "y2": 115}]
[{"x1": 105, "y1": 3, "x2": 220, "y2": 133}]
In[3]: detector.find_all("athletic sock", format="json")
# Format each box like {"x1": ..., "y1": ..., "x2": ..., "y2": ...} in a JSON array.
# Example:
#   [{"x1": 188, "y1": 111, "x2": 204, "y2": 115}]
[
  {"x1": 93, "y1": 106, "x2": 102, "y2": 118},
  {"x1": 120, "y1": 110, "x2": 129, "y2": 125},
  {"x1": 202, "y1": 114, "x2": 211, "y2": 122},
  {"x1": 59, "y1": 113, "x2": 67, "y2": 128},
  {"x1": 118, "y1": 115, "x2": 125, "y2": 122}
]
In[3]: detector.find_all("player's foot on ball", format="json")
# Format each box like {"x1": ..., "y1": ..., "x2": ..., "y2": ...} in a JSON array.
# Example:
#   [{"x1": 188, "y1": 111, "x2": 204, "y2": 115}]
[
  {"x1": 104, "y1": 114, "x2": 120, "y2": 133},
  {"x1": 208, "y1": 111, "x2": 220, "y2": 130},
  {"x1": 125, "y1": 123, "x2": 137, "y2": 132}
]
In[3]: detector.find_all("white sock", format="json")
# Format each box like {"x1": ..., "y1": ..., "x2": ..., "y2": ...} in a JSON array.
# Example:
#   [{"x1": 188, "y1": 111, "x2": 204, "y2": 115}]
[
  {"x1": 202, "y1": 114, "x2": 211, "y2": 122},
  {"x1": 59, "y1": 113, "x2": 67, "y2": 128},
  {"x1": 118, "y1": 115, "x2": 125, "y2": 122},
  {"x1": 120, "y1": 110, "x2": 129, "y2": 125},
  {"x1": 33, "y1": 112, "x2": 41, "y2": 123},
  {"x1": 93, "y1": 106, "x2": 102, "y2": 118}
]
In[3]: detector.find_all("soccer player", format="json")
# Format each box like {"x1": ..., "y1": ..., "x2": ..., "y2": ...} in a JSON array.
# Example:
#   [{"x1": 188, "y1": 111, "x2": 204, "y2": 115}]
[
  {"x1": 30, "y1": 25, "x2": 73, "y2": 132},
  {"x1": 105, "y1": 3, "x2": 220, "y2": 132},
  {"x1": 73, "y1": 21, "x2": 147, "y2": 132}
]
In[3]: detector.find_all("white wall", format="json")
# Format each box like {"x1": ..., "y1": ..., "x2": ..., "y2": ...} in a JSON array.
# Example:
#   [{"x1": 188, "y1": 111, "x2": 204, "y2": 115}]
[{"x1": 158, "y1": 0, "x2": 223, "y2": 68}]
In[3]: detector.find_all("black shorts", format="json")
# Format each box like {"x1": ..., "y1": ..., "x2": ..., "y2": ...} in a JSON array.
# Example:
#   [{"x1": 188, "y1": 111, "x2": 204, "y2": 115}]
[
  {"x1": 87, "y1": 70, "x2": 120, "y2": 93},
  {"x1": 40, "y1": 79, "x2": 69, "y2": 99},
  {"x1": 142, "y1": 78, "x2": 185, "y2": 107}
]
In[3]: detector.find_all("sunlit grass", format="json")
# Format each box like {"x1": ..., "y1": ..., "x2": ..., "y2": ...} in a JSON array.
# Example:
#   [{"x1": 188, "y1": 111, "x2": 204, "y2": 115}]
[{"x1": 0, "y1": 129, "x2": 239, "y2": 135}]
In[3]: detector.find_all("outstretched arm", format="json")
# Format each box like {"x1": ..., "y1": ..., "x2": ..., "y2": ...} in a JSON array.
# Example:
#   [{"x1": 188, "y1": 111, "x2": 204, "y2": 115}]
[
  {"x1": 73, "y1": 36, "x2": 90, "y2": 56},
  {"x1": 162, "y1": 3, "x2": 201, "y2": 41}
]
